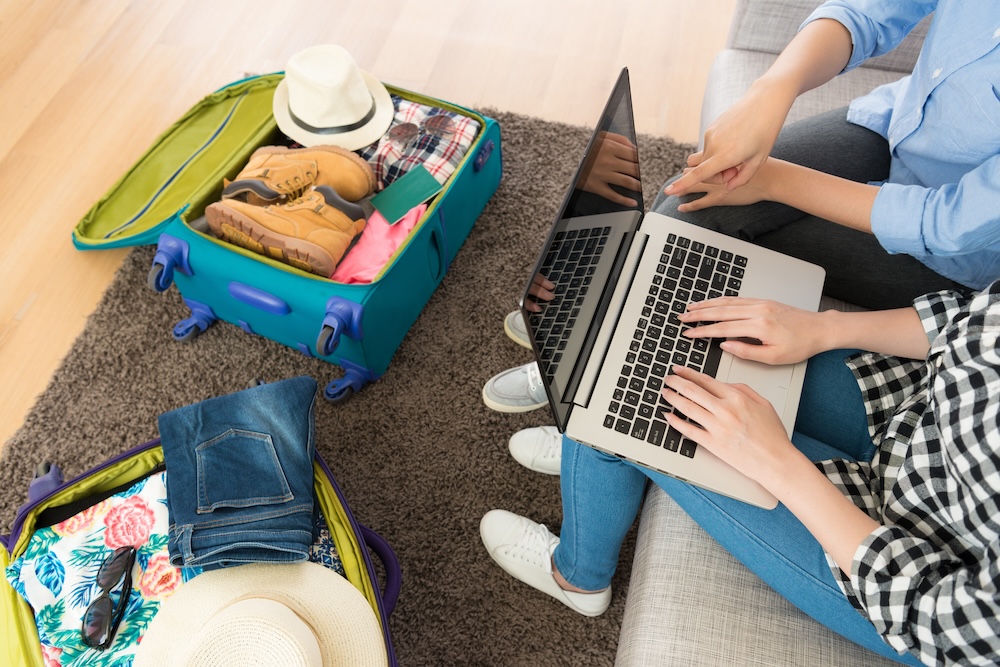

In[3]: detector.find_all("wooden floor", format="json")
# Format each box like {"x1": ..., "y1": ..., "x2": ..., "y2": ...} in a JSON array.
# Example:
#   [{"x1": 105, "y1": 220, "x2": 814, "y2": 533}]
[{"x1": 0, "y1": 0, "x2": 737, "y2": 452}]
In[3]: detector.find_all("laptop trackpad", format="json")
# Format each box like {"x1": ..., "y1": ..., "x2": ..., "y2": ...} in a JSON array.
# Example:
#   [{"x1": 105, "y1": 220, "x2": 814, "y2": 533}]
[{"x1": 724, "y1": 358, "x2": 792, "y2": 412}]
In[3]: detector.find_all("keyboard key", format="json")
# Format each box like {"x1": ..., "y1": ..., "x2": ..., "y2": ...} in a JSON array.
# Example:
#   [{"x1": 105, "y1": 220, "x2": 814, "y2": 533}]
[
  {"x1": 735, "y1": 255, "x2": 748, "y2": 267},
  {"x1": 664, "y1": 427, "x2": 682, "y2": 452},
  {"x1": 631, "y1": 418, "x2": 650, "y2": 440},
  {"x1": 615, "y1": 419, "x2": 630, "y2": 434},
  {"x1": 680, "y1": 440, "x2": 698, "y2": 458},
  {"x1": 604, "y1": 415, "x2": 615, "y2": 428},
  {"x1": 620, "y1": 405, "x2": 636, "y2": 420},
  {"x1": 648, "y1": 420, "x2": 666, "y2": 446}
]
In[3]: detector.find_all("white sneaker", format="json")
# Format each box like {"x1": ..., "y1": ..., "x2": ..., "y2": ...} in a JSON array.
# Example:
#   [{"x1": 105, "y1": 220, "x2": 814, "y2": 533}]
[
  {"x1": 509, "y1": 426, "x2": 562, "y2": 475},
  {"x1": 479, "y1": 510, "x2": 611, "y2": 617},
  {"x1": 503, "y1": 309, "x2": 531, "y2": 349},
  {"x1": 482, "y1": 361, "x2": 547, "y2": 413}
]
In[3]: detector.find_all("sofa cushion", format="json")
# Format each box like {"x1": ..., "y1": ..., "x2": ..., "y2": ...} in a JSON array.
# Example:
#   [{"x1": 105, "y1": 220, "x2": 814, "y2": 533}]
[{"x1": 614, "y1": 487, "x2": 900, "y2": 666}]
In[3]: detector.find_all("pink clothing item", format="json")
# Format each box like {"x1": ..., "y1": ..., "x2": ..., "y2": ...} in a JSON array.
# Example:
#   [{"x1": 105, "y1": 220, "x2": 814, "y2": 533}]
[{"x1": 331, "y1": 204, "x2": 428, "y2": 283}]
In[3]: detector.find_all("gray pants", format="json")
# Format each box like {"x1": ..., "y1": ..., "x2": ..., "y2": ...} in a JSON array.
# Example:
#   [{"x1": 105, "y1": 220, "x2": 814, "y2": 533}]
[{"x1": 651, "y1": 107, "x2": 965, "y2": 310}]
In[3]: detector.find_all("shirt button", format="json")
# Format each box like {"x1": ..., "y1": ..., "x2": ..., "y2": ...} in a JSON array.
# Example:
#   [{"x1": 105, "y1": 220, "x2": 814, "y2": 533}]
[
  {"x1": 932, "y1": 68, "x2": 942, "y2": 78},
  {"x1": 849, "y1": 462, "x2": 860, "y2": 471}
]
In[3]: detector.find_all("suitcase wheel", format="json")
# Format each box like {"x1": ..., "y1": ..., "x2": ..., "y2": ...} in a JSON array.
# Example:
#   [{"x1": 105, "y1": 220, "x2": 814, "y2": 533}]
[
  {"x1": 318, "y1": 297, "x2": 364, "y2": 356},
  {"x1": 324, "y1": 382, "x2": 355, "y2": 404},
  {"x1": 323, "y1": 363, "x2": 376, "y2": 404},
  {"x1": 149, "y1": 234, "x2": 193, "y2": 292},
  {"x1": 147, "y1": 263, "x2": 170, "y2": 292},
  {"x1": 173, "y1": 299, "x2": 217, "y2": 342},
  {"x1": 317, "y1": 324, "x2": 338, "y2": 357}
]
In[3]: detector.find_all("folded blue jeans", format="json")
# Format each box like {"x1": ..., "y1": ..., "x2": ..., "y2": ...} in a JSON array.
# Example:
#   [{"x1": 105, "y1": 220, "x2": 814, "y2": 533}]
[{"x1": 158, "y1": 376, "x2": 318, "y2": 570}]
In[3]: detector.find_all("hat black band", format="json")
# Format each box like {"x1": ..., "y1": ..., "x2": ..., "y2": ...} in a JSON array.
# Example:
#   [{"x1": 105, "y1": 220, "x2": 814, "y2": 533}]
[{"x1": 287, "y1": 95, "x2": 377, "y2": 135}]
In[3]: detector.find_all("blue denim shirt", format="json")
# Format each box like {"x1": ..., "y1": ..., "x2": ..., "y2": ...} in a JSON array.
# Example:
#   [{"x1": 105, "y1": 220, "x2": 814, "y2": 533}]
[{"x1": 804, "y1": 0, "x2": 1000, "y2": 289}]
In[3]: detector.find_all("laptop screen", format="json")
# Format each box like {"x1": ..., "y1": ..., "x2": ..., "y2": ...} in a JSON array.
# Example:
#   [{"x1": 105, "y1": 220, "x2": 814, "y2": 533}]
[{"x1": 520, "y1": 68, "x2": 644, "y2": 431}]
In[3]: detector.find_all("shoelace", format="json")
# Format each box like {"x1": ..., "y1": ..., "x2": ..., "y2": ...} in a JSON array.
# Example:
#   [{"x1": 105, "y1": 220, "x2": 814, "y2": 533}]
[
  {"x1": 503, "y1": 518, "x2": 555, "y2": 570},
  {"x1": 278, "y1": 174, "x2": 309, "y2": 201},
  {"x1": 537, "y1": 429, "x2": 561, "y2": 462},
  {"x1": 526, "y1": 362, "x2": 543, "y2": 393}
]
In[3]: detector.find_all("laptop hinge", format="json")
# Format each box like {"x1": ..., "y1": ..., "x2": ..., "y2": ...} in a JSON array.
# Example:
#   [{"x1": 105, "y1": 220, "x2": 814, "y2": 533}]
[{"x1": 574, "y1": 230, "x2": 649, "y2": 407}]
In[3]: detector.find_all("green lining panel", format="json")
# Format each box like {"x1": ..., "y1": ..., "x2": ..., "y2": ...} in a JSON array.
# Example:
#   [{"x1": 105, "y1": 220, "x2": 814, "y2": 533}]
[{"x1": 73, "y1": 75, "x2": 282, "y2": 249}]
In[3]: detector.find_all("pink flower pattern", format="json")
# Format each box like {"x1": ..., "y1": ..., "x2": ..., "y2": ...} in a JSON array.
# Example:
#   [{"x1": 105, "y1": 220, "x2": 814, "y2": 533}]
[
  {"x1": 137, "y1": 554, "x2": 181, "y2": 600},
  {"x1": 103, "y1": 496, "x2": 156, "y2": 549},
  {"x1": 51, "y1": 500, "x2": 110, "y2": 537}
]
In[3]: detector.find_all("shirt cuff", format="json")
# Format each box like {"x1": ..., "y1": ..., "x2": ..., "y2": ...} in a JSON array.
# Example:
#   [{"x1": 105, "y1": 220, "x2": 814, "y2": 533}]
[
  {"x1": 850, "y1": 525, "x2": 934, "y2": 655},
  {"x1": 871, "y1": 183, "x2": 931, "y2": 256}
]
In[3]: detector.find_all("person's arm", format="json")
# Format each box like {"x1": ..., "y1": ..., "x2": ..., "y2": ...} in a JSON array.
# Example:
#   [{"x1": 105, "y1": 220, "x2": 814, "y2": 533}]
[
  {"x1": 675, "y1": 158, "x2": 879, "y2": 233},
  {"x1": 680, "y1": 297, "x2": 929, "y2": 364},
  {"x1": 666, "y1": 18, "x2": 853, "y2": 194}
]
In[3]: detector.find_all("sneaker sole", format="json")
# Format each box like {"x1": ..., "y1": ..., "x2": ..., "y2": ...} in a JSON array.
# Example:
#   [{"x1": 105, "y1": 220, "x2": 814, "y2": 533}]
[
  {"x1": 503, "y1": 317, "x2": 532, "y2": 350},
  {"x1": 206, "y1": 204, "x2": 337, "y2": 277},
  {"x1": 481, "y1": 384, "x2": 547, "y2": 413}
]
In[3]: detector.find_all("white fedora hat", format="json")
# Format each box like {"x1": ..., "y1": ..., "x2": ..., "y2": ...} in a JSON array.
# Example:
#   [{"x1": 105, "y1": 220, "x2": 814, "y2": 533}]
[
  {"x1": 273, "y1": 44, "x2": 394, "y2": 151},
  {"x1": 134, "y1": 562, "x2": 387, "y2": 667}
]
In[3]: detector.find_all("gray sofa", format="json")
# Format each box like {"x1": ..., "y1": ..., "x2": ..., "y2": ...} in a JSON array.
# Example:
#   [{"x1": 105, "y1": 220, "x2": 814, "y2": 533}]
[{"x1": 614, "y1": 2, "x2": 928, "y2": 665}]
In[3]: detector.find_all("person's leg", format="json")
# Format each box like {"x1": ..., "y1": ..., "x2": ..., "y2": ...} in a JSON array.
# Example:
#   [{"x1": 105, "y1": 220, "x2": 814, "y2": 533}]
[
  {"x1": 651, "y1": 455, "x2": 920, "y2": 665},
  {"x1": 650, "y1": 107, "x2": 964, "y2": 309},
  {"x1": 793, "y1": 348, "x2": 875, "y2": 460},
  {"x1": 551, "y1": 436, "x2": 648, "y2": 591}
]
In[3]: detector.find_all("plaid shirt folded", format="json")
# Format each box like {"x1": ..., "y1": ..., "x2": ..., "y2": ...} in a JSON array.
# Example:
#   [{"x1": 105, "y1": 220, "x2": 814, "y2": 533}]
[
  {"x1": 357, "y1": 95, "x2": 481, "y2": 190},
  {"x1": 816, "y1": 282, "x2": 1000, "y2": 665}
]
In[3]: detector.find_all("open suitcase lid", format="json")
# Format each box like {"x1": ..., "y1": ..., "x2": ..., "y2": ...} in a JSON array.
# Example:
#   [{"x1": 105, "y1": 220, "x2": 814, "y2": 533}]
[{"x1": 72, "y1": 74, "x2": 283, "y2": 250}]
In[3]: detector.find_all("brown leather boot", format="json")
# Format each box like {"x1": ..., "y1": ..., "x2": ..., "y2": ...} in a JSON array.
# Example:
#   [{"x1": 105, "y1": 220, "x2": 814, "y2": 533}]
[
  {"x1": 222, "y1": 145, "x2": 376, "y2": 205},
  {"x1": 206, "y1": 185, "x2": 367, "y2": 276}
]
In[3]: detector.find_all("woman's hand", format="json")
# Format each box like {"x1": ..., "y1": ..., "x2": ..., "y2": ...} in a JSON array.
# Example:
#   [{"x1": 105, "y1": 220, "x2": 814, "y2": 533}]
[
  {"x1": 661, "y1": 365, "x2": 797, "y2": 488},
  {"x1": 679, "y1": 297, "x2": 832, "y2": 365},
  {"x1": 673, "y1": 160, "x2": 776, "y2": 212},
  {"x1": 664, "y1": 80, "x2": 794, "y2": 197}
]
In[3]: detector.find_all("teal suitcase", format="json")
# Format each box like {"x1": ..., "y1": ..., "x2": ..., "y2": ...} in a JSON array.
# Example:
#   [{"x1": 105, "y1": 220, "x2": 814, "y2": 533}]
[{"x1": 72, "y1": 73, "x2": 502, "y2": 401}]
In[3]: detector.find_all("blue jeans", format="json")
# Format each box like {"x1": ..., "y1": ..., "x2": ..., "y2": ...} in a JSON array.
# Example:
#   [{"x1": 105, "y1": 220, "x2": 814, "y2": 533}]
[
  {"x1": 552, "y1": 350, "x2": 922, "y2": 665},
  {"x1": 158, "y1": 376, "x2": 318, "y2": 569}
]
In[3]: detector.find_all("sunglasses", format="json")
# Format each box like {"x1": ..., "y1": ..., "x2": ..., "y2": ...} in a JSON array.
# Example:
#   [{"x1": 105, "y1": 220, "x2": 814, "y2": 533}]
[
  {"x1": 387, "y1": 114, "x2": 456, "y2": 151},
  {"x1": 81, "y1": 546, "x2": 136, "y2": 651}
]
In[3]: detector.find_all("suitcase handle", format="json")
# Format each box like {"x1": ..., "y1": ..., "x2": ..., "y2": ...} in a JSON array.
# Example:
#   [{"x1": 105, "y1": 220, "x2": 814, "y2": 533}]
[
  {"x1": 430, "y1": 217, "x2": 447, "y2": 282},
  {"x1": 360, "y1": 523, "x2": 401, "y2": 617}
]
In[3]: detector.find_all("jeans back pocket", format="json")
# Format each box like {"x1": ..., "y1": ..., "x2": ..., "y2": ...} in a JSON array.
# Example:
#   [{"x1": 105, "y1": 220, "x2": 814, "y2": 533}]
[{"x1": 195, "y1": 429, "x2": 293, "y2": 514}]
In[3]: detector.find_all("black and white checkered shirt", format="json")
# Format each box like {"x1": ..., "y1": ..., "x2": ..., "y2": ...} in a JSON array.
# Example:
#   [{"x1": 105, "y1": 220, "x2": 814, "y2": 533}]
[{"x1": 817, "y1": 282, "x2": 1000, "y2": 666}]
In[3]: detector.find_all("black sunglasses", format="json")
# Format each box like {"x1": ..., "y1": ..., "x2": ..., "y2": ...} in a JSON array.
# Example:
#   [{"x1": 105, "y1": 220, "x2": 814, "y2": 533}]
[{"x1": 81, "y1": 546, "x2": 136, "y2": 650}]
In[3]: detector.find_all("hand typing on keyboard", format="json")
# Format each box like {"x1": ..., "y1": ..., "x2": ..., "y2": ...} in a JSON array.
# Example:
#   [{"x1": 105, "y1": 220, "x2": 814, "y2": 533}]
[
  {"x1": 660, "y1": 364, "x2": 795, "y2": 489},
  {"x1": 678, "y1": 296, "x2": 831, "y2": 366}
]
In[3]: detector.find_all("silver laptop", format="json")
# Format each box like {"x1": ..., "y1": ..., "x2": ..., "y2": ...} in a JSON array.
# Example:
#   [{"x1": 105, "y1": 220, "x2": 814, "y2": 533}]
[{"x1": 520, "y1": 69, "x2": 825, "y2": 509}]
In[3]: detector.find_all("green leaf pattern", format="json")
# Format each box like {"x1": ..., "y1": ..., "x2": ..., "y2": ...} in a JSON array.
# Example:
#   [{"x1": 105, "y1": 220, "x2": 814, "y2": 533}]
[{"x1": 6, "y1": 472, "x2": 172, "y2": 665}]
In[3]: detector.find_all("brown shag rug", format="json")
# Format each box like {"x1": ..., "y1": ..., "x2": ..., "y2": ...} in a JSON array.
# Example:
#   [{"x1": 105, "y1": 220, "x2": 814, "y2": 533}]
[{"x1": 0, "y1": 110, "x2": 691, "y2": 666}]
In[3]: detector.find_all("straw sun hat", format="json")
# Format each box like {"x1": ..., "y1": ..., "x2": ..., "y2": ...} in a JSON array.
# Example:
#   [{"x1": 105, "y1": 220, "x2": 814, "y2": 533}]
[
  {"x1": 273, "y1": 44, "x2": 394, "y2": 151},
  {"x1": 133, "y1": 562, "x2": 387, "y2": 667}
]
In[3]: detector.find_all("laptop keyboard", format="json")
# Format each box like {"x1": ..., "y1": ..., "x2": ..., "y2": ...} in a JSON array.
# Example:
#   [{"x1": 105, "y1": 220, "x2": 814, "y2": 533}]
[
  {"x1": 528, "y1": 226, "x2": 611, "y2": 385},
  {"x1": 602, "y1": 233, "x2": 748, "y2": 458}
]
